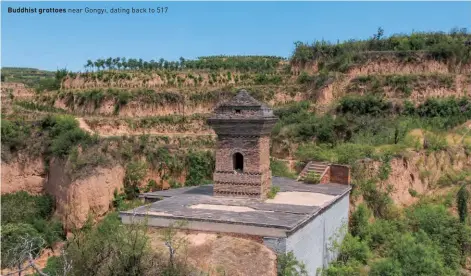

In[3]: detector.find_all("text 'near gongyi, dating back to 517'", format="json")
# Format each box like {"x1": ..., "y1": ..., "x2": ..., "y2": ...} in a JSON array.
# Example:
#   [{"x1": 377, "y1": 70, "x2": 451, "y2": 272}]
[{"x1": 7, "y1": 6, "x2": 169, "y2": 15}]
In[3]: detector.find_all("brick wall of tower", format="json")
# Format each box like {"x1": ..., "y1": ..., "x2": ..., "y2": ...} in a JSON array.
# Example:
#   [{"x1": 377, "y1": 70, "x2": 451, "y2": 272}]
[
  {"x1": 213, "y1": 135, "x2": 272, "y2": 198},
  {"x1": 259, "y1": 136, "x2": 272, "y2": 198},
  {"x1": 215, "y1": 136, "x2": 263, "y2": 173}
]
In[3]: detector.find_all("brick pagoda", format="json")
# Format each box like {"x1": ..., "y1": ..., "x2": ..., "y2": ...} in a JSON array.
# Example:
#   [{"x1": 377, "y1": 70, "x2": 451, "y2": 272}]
[{"x1": 207, "y1": 89, "x2": 278, "y2": 199}]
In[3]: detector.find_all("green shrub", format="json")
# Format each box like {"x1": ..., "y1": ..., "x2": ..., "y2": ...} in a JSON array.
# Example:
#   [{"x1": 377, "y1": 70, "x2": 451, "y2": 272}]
[
  {"x1": 124, "y1": 161, "x2": 148, "y2": 199},
  {"x1": 185, "y1": 150, "x2": 214, "y2": 186},
  {"x1": 366, "y1": 219, "x2": 405, "y2": 252},
  {"x1": 303, "y1": 171, "x2": 321, "y2": 184},
  {"x1": 349, "y1": 204, "x2": 371, "y2": 240},
  {"x1": 66, "y1": 212, "x2": 194, "y2": 275},
  {"x1": 270, "y1": 159, "x2": 296, "y2": 179},
  {"x1": 40, "y1": 256, "x2": 62, "y2": 275},
  {"x1": 1, "y1": 119, "x2": 31, "y2": 154},
  {"x1": 369, "y1": 258, "x2": 403, "y2": 276},
  {"x1": 1, "y1": 191, "x2": 55, "y2": 225},
  {"x1": 277, "y1": 251, "x2": 308, "y2": 276},
  {"x1": 457, "y1": 184, "x2": 469, "y2": 223},
  {"x1": 337, "y1": 233, "x2": 371, "y2": 265},
  {"x1": 357, "y1": 180, "x2": 394, "y2": 219},
  {"x1": 385, "y1": 231, "x2": 454, "y2": 275},
  {"x1": 318, "y1": 260, "x2": 363, "y2": 276},
  {"x1": 267, "y1": 186, "x2": 280, "y2": 199},
  {"x1": 31, "y1": 218, "x2": 65, "y2": 248},
  {"x1": 297, "y1": 72, "x2": 314, "y2": 84},
  {"x1": 424, "y1": 132, "x2": 448, "y2": 151},
  {"x1": 335, "y1": 143, "x2": 376, "y2": 165},
  {"x1": 406, "y1": 203, "x2": 462, "y2": 270},
  {"x1": 337, "y1": 95, "x2": 392, "y2": 116},
  {"x1": 1, "y1": 223, "x2": 44, "y2": 268},
  {"x1": 408, "y1": 188, "x2": 418, "y2": 197},
  {"x1": 40, "y1": 115, "x2": 95, "y2": 157}
]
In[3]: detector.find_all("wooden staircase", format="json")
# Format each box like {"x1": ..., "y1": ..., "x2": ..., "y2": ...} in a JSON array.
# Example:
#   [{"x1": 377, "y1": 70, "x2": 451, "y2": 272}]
[{"x1": 297, "y1": 161, "x2": 330, "y2": 182}]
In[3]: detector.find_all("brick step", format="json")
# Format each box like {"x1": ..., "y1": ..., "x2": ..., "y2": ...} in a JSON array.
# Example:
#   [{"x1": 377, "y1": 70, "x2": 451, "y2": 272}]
[
  {"x1": 299, "y1": 169, "x2": 327, "y2": 179},
  {"x1": 297, "y1": 161, "x2": 331, "y2": 181},
  {"x1": 303, "y1": 167, "x2": 325, "y2": 173},
  {"x1": 308, "y1": 165, "x2": 328, "y2": 170}
]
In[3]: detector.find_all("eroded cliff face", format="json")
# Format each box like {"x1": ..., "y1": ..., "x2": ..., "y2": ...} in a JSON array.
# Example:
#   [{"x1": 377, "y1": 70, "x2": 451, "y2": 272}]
[
  {"x1": 356, "y1": 147, "x2": 471, "y2": 206},
  {"x1": 1, "y1": 156, "x2": 46, "y2": 194},
  {"x1": 61, "y1": 71, "x2": 243, "y2": 90},
  {"x1": 45, "y1": 158, "x2": 125, "y2": 230},
  {"x1": 1, "y1": 153, "x2": 188, "y2": 230},
  {"x1": 54, "y1": 97, "x2": 217, "y2": 117}
]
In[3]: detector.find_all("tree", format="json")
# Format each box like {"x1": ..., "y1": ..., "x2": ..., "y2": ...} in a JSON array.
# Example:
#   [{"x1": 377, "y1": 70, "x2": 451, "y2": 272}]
[
  {"x1": 457, "y1": 183, "x2": 469, "y2": 223},
  {"x1": 179, "y1": 57, "x2": 186, "y2": 69},
  {"x1": 374, "y1": 27, "x2": 385, "y2": 40},
  {"x1": 105, "y1": 57, "x2": 113, "y2": 70},
  {"x1": 349, "y1": 203, "x2": 371, "y2": 240},
  {"x1": 159, "y1": 58, "x2": 165, "y2": 69},
  {"x1": 85, "y1": 59, "x2": 93, "y2": 71},
  {"x1": 121, "y1": 57, "x2": 127, "y2": 69}
]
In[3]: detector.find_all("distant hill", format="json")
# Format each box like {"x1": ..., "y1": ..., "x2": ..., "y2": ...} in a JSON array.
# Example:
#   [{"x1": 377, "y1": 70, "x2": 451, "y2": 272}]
[{"x1": 1, "y1": 67, "x2": 55, "y2": 87}]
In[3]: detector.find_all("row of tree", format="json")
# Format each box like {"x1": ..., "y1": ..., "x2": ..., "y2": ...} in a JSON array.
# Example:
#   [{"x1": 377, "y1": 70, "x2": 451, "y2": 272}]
[{"x1": 83, "y1": 55, "x2": 286, "y2": 72}]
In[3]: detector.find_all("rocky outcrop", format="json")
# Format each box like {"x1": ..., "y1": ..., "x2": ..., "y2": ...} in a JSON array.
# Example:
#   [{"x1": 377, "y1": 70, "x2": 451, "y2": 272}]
[
  {"x1": 45, "y1": 158, "x2": 125, "y2": 230},
  {"x1": 1, "y1": 156, "x2": 46, "y2": 194},
  {"x1": 356, "y1": 147, "x2": 471, "y2": 206}
]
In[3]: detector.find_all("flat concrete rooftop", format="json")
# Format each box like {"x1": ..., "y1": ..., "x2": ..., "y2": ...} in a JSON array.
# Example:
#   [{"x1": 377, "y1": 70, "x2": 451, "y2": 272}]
[{"x1": 119, "y1": 177, "x2": 351, "y2": 237}]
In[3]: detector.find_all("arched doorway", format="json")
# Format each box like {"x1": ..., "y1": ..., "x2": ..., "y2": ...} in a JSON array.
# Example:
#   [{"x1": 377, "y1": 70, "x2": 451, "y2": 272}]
[{"x1": 233, "y1": 152, "x2": 243, "y2": 172}]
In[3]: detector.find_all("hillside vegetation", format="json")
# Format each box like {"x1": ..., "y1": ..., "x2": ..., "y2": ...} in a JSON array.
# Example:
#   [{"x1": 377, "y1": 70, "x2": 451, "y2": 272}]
[{"x1": 2, "y1": 28, "x2": 471, "y2": 275}]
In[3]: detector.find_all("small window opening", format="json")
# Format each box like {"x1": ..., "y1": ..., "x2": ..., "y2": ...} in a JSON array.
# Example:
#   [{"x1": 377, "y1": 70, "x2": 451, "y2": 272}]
[
  {"x1": 233, "y1": 152, "x2": 243, "y2": 172},
  {"x1": 235, "y1": 109, "x2": 241, "y2": 114}
]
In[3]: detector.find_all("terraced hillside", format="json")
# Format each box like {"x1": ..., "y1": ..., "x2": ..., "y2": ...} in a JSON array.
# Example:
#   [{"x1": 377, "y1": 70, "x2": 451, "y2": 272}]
[{"x1": 2, "y1": 29, "x2": 471, "y2": 275}]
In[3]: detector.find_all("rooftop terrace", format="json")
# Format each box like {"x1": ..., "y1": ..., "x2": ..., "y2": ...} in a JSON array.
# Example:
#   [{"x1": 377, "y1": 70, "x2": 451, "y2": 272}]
[{"x1": 119, "y1": 177, "x2": 351, "y2": 238}]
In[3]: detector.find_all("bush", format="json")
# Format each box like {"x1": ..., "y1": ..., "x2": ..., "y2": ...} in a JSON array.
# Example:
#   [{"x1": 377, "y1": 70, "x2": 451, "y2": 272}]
[
  {"x1": 40, "y1": 256, "x2": 62, "y2": 275},
  {"x1": 185, "y1": 150, "x2": 214, "y2": 186},
  {"x1": 406, "y1": 204, "x2": 462, "y2": 270},
  {"x1": 1, "y1": 223, "x2": 44, "y2": 268},
  {"x1": 267, "y1": 186, "x2": 280, "y2": 199},
  {"x1": 303, "y1": 171, "x2": 321, "y2": 184},
  {"x1": 270, "y1": 158, "x2": 296, "y2": 179},
  {"x1": 318, "y1": 260, "x2": 363, "y2": 276},
  {"x1": 366, "y1": 219, "x2": 405, "y2": 252},
  {"x1": 336, "y1": 233, "x2": 371, "y2": 265},
  {"x1": 124, "y1": 161, "x2": 148, "y2": 199},
  {"x1": 277, "y1": 251, "x2": 308, "y2": 276},
  {"x1": 457, "y1": 184, "x2": 469, "y2": 223},
  {"x1": 386, "y1": 231, "x2": 453, "y2": 275},
  {"x1": 424, "y1": 132, "x2": 448, "y2": 151},
  {"x1": 32, "y1": 218, "x2": 65, "y2": 248},
  {"x1": 369, "y1": 258, "x2": 403, "y2": 276},
  {"x1": 66, "y1": 213, "x2": 195, "y2": 275},
  {"x1": 41, "y1": 115, "x2": 94, "y2": 157},
  {"x1": 1, "y1": 119, "x2": 31, "y2": 154},
  {"x1": 337, "y1": 95, "x2": 392, "y2": 116},
  {"x1": 349, "y1": 204, "x2": 371, "y2": 240},
  {"x1": 335, "y1": 144, "x2": 376, "y2": 165},
  {"x1": 357, "y1": 180, "x2": 394, "y2": 219},
  {"x1": 1, "y1": 191, "x2": 55, "y2": 225},
  {"x1": 296, "y1": 72, "x2": 314, "y2": 84}
]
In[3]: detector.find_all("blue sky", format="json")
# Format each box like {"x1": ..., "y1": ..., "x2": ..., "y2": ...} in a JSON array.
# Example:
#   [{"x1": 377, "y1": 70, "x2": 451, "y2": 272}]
[{"x1": 2, "y1": 1, "x2": 470, "y2": 71}]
